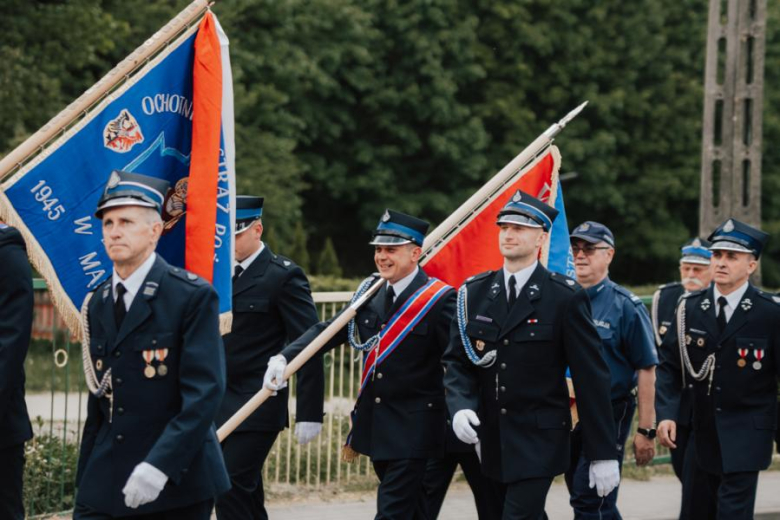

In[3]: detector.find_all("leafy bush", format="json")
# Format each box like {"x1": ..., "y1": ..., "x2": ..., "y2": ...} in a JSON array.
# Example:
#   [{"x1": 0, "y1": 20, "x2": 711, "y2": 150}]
[{"x1": 24, "y1": 419, "x2": 80, "y2": 517}]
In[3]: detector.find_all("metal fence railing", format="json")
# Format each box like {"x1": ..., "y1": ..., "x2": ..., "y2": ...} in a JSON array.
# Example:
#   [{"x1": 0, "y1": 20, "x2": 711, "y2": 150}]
[{"x1": 24, "y1": 285, "x2": 666, "y2": 517}]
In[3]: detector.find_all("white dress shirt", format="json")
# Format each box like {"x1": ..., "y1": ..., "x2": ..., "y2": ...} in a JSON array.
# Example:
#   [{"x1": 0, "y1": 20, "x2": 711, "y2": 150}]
[
  {"x1": 503, "y1": 261, "x2": 538, "y2": 302},
  {"x1": 235, "y1": 242, "x2": 265, "y2": 276},
  {"x1": 112, "y1": 252, "x2": 157, "y2": 310},
  {"x1": 713, "y1": 280, "x2": 749, "y2": 323},
  {"x1": 387, "y1": 266, "x2": 420, "y2": 303}
]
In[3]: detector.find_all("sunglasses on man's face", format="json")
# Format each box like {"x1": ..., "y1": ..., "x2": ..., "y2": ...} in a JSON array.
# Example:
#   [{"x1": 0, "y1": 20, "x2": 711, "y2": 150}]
[{"x1": 571, "y1": 245, "x2": 611, "y2": 256}]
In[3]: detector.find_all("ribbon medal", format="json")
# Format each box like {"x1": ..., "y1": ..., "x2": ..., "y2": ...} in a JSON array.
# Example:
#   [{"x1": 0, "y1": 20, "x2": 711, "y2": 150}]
[
  {"x1": 737, "y1": 348, "x2": 749, "y2": 368},
  {"x1": 142, "y1": 350, "x2": 156, "y2": 378},
  {"x1": 753, "y1": 349, "x2": 764, "y2": 370},
  {"x1": 155, "y1": 349, "x2": 169, "y2": 376}
]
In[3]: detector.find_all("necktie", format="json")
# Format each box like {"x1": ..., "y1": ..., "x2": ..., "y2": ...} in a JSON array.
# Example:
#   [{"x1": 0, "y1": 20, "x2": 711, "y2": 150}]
[
  {"x1": 233, "y1": 265, "x2": 244, "y2": 282},
  {"x1": 717, "y1": 296, "x2": 728, "y2": 333},
  {"x1": 384, "y1": 286, "x2": 395, "y2": 316},
  {"x1": 114, "y1": 283, "x2": 127, "y2": 329},
  {"x1": 508, "y1": 275, "x2": 518, "y2": 308}
]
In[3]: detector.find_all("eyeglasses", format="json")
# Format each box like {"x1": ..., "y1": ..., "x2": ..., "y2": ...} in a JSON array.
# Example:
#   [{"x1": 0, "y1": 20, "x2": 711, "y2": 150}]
[{"x1": 571, "y1": 245, "x2": 611, "y2": 256}]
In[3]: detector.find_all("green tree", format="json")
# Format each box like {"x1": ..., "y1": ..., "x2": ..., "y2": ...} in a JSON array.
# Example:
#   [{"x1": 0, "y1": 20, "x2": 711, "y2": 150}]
[
  {"x1": 288, "y1": 220, "x2": 310, "y2": 272},
  {"x1": 317, "y1": 237, "x2": 343, "y2": 277}
]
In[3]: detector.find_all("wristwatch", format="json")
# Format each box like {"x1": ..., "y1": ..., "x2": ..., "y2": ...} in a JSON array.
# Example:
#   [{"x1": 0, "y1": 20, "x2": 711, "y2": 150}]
[{"x1": 637, "y1": 427, "x2": 657, "y2": 439}]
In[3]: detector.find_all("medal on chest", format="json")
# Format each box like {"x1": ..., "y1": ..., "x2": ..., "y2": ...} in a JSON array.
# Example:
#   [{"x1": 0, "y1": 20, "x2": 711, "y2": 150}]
[
  {"x1": 142, "y1": 350, "x2": 156, "y2": 378},
  {"x1": 155, "y1": 348, "x2": 169, "y2": 376},
  {"x1": 737, "y1": 348, "x2": 748, "y2": 368},
  {"x1": 753, "y1": 349, "x2": 764, "y2": 370}
]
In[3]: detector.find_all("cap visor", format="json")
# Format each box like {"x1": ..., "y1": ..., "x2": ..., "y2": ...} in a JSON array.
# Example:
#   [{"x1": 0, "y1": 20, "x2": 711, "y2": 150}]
[
  {"x1": 96, "y1": 198, "x2": 157, "y2": 218},
  {"x1": 496, "y1": 215, "x2": 543, "y2": 228},
  {"x1": 709, "y1": 242, "x2": 754, "y2": 254},
  {"x1": 569, "y1": 233, "x2": 604, "y2": 244},
  {"x1": 369, "y1": 235, "x2": 413, "y2": 246},
  {"x1": 680, "y1": 256, "x2": 711, "y2": 266}
]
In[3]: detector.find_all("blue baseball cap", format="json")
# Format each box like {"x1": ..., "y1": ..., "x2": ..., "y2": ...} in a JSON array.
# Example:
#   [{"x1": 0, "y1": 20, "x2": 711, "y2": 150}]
[
  {"x1": 95, "y1": 170, "x2": 170, "y2": 219},
  {"x1": 707, "y1": 218, "x2": 769, "y2": 259},
  {"x1": 680, "y1": 238, "x2": 711, "y2": 265},
  {"x1": 570, "y1": 221, "x2": 615, "y2": 248},
  {"x1": 496, "y1": 190, "x2": 559, "y2": 232}
]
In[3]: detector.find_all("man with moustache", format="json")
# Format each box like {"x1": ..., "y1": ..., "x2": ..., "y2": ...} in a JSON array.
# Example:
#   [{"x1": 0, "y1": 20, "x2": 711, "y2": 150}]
[
  {"x1": 657, "y1": 219, "x2": 780, "y2": 520},
  {"x1": 264, "y1": 209, "x2": 455, "y2": 520},
  {"x1": 566, "y1": 221, "x2": 657, "y2": 520},
  {"x1": 443, "y1": 191, "x2": 619, "y2": 519},
  {"x1": 74, "y1": 170, "x2": 229, "y2": 519},
  {"x1": 215, "y1": 196, "x2": 323, "y2": 520},
  {"x1": 651, "y1": 238, "x2": 714, "y2": 520}
]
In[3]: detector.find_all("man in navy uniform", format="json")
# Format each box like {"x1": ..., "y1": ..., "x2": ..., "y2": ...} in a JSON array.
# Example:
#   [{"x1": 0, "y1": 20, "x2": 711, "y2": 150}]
[
  {"x1": 0, "y1": 222, "x2": 34, "y2": 520},
  {"x1": 565, "y1": 221, "x2": 658, "y2": 519},
  {"x1": 215, "y1": 196, "x2": 323, "y2": 520},
  {"x1": 443, "y1": 191, "x2": 619, "y2": 520},
  {"x1": 74, "y1": 170, "x2": 230, "y2": 519},
  {"x1": 264, "y1": 209, "x2": 455, "y2": 520},
  {"x1": 657, "y1": 218, "x2": 779, "y2": 520},
  {"x1": 651, "y1": 238, "x2": 714, "y2": 520}
]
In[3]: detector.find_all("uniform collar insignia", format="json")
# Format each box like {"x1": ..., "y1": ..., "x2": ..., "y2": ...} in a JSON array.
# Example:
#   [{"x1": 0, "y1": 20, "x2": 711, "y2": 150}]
[
  {"x1": 566, "y1": 279, "x2": 575, "y2": 286},
  {"x1": 142, "y1": 281, "x2": 158, "y2": 297},
  {"x1": 529, "y1": 284, "x2": 539, "y2": 291},
  {"x1": 700, "y1": 298, "x2": 711, "y2": 311},
  {"x1": 724, "y1": 219, "x2": 735, "y2": 232},
  {"x1": 740, "y1": 298, "x2": 752, "y2": 311},
  {"x1": 102, "y1": 285, "x2": 110, "y2": 300},
  {"x1": 491, "y1": 282, "x2": 500, "y2": 289}
]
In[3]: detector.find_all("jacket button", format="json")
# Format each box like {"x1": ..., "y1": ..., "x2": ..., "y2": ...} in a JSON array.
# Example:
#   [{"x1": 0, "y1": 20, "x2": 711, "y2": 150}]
[
  {"x1": 530, "y1": 332, "x2": 535, "y2": 337},
  {"x1": 503, "y1": 339, "x2": 509, "y2": 346},
  {"x1": 116, "y1": 434, "x2": 125, "y2": 443},
  {"x1": 500, "y1": 363, "x2": 507, "y2": 370},
  {"x1": 114, "y1": 350, "x2": 121, "y2": 358},
  {"x1": 375, "y1": 397, "x2": 381, "y2": 404},
  {"x1": 152, "y1": 339, "x2": 158, "y2": 345},
  {"x1": 500, "y1": 386, "x2": 506, "y2": 392},
  {"x1": 97, "y1": 345, "x2": 103, "y2": 352},
  {"x1": 116, "y1": 378, "x2": 124, "y2": 386},
  {"x1": 500, "y1": 408, "x2": 507, "y2": 415},
  {"x1": 427, "y1": 402, "x2": 433, "y2": 408},
  {"x1": 715, "y1": 387, "x2": 721, "y2": 392},
  {"x1": 687, "y1": 384, "x2": 693, "y2": 389},
  {"x1": 249, "y1": 305, "x2": 255, "y2": 309},
  {"x1": 117, "y1": 407, "x2": 125, "y2": 415},
  {"x1": 716, "y1": 407, "x2": 722, "y2": 412},
  {"x1": 377, "y1": 373, "x2": 383, "y2": 379},
  {"x1": 364, "y1": 319, "x2": 369, "y2": 324}
]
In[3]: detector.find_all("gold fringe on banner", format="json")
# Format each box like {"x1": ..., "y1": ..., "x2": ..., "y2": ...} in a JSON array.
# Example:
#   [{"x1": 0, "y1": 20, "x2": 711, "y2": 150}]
[
  {"x1": 219, "y1": 311, "x2": 233, "y2": 335},
  {"x1": 341, "y1": 444, "x2": 360, "y2": 463}
]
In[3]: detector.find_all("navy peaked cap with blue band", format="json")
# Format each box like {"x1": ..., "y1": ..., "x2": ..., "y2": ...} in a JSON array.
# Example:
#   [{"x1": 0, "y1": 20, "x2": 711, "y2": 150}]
[
  {"x1": 496, "y1": 190, "x2": 558, "y2": 232},
  {"x1": 95, "y1": 170, "x2": 170, "y2": 219},
  {"x1": 707, "y1": 218, "x2": 769, "y2": 259},
  {"x1": 680, "y1": 237, "x2": 712, "y2": 265},
  {"x1": 235, "y1": 196, "x2": 264, "y2": 234},
  {"x1": 570, "y1": 221, "x2": 615, "y2": 247},
  {"x1": 370, "y1": 209, "x2": 428, "y2": 247}
]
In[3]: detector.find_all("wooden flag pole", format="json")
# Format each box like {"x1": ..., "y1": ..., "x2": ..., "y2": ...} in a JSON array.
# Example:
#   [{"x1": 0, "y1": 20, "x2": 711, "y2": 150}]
[
  {"x1": 216, "y1": 102, "x2": 589, "y2": 442},
  {"x1": 0, "y1": 0, "x2": 210, "y2": 182}
]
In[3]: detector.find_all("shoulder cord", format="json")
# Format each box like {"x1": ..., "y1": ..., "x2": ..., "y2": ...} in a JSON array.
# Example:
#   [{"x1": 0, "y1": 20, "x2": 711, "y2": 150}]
[
  {"x1": 676, "y1": 298, "x2": 716, "y2": 394},
  {"x1": 347, "y1": 276, "x2": 381, "y2": 352},
  {"x1": 81, "y1": 293, "x2": 113, "y2": 399},
  {"x1": 457, "y1": 284, "x2": 496, "y2": 368},
  {"x1": 651, "y1": 290, "x2": 662, "y2": 346}
]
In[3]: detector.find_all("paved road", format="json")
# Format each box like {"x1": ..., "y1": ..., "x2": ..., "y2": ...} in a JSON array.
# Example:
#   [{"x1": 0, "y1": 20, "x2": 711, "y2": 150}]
[{"x1": 266, "y1": 471, "x2": 780, "y2": 520}]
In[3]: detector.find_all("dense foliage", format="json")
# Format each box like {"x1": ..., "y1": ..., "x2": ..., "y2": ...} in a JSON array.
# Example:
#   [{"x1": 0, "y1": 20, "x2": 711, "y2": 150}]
[{"x1": 3, "y1": 0, "x2": 780, "y2": 285}]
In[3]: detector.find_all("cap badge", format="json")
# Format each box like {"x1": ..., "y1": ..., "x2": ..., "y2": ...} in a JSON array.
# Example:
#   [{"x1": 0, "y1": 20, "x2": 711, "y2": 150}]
[
  {"x1": 107, "y1": 170, "x2": 121, "y2": 190},
  {"x1": 381, "y1": 210, "x2": 391, "y2": 222},
  {"x1": 692, "y1": 238, "x2": 701, "y2": 247},
  {"x1": 512, "y1": 192, "x2": 522, "y2": 202},
  {"x1": 579, "y1": 223, "x2": 590, "y2": 232},
  {"x1": 723, "y1": 219, "x2": 735, "y2": 233},
  {"x1": 700, "y1": 298, "x2": 711, "y2": 311}
]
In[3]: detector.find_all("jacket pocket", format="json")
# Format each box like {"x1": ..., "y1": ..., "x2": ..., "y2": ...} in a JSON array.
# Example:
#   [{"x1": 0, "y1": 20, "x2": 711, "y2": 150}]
[
  {"x1": 753, "y1": 415, "x2": 777, "y2": 430},
  {"x1": 536, "y1": 408, "x2": 571, "y2": 430},
  {"x1": 234, "y1": 297, "x2": 270, "y2": 313},
  {"x1": 466, "y1": 321, "x2": 499, "y2": 342}
]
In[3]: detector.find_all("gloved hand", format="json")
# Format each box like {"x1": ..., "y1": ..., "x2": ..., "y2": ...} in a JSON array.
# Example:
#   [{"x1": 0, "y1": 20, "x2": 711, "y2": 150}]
[
  {"x1": 295, "y1": 422, "x2": 323, "y2": 445},
  {"x1": 452, "y1": 409, "x2": 480, "y2": 445},
  {"x1": 263, "y1": 354, "x2": 288, "y2": 392},
  {"x1": 588, "y1": 459, "x2": 620, "y2": 497},
  {"x1": 122, "y1": 462, "x2": 168, "y2": 509}
]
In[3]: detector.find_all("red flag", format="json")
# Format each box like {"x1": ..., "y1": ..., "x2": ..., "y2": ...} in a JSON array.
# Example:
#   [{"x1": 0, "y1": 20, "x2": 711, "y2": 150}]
[
  {"x1": 185, "y1": 12, "x2": 222, "y2": 281},
  {"x1": 424, "y1": 151, "x2": 560, "y2": 287}
]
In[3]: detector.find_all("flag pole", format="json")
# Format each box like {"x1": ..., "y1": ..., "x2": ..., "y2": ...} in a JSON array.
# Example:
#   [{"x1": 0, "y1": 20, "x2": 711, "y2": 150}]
[
  {"x1": 0, "y1": 0, "x2": 210, "y2": 182},
  {"x1": 216, "y1": 101, "x2": 588, "y2": 442}
]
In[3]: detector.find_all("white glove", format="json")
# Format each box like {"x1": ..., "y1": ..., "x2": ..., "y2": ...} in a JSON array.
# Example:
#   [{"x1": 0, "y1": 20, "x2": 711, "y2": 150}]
[
  {"x1": 263, "y1": 354, "x2": 288, "y2": 392},
  {"x1": 588, "y1": 459, "x2": 620, "y2": 497},
  {"x1": 122, "y1": 462, "x2": 168, "y2": 509},
  {"x1": 452, "y1": 409, "x2": 480, "y2": 445},
  {"x1": 295, "y1": 422, "x2": 322, "y2": 445}
]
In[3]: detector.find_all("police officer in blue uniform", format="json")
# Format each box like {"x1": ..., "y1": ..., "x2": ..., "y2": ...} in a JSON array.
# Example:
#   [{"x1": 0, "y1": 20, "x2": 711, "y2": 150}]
[
  {"x1": 443, "y1": 191, "x2": 619, "y2": 520},
  {"x1": 566, "y1": 221, "x2": 658, "y2": 519},
  {"x1": 0, "y1": 222, "x2": 34, "y2": 520},
  {"x1": 215, "y1": 196, "x2": 323, "y2": 520},
  {"x1": 74, "y1": 170, "x2": 230, "y2": 519},
  {"x1": 264, "y1": 209, "x2": 456, "y2": 520},
  {"x1": 651, "y1": 238, "x2": 714, "y2": 520},
  {"x1": 657, "y1": 218, "x2": 780, "y2": 520}
]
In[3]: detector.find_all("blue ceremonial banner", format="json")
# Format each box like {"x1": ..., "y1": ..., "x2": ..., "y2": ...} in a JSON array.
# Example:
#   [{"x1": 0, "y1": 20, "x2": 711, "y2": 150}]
[
  {"x1": 0, "y1": 16, "x2": 235, "y2": 332},
  {"x1": 547, "y1": 178, "x2": 576, "y2": 279}
]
